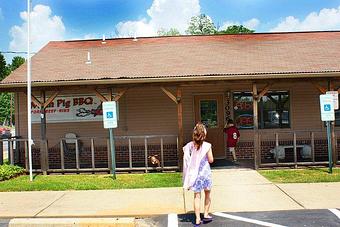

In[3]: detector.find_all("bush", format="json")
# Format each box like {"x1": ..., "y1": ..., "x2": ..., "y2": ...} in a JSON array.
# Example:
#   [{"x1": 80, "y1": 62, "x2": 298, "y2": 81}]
[{"x1": 0, "y1": 164, "x2": 25, "y2": 181}]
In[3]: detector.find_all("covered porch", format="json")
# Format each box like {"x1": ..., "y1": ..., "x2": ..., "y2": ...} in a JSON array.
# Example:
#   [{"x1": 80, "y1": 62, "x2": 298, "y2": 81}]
[{"x1": 1, "y1": 77, "x2": 340, "y2": 173}]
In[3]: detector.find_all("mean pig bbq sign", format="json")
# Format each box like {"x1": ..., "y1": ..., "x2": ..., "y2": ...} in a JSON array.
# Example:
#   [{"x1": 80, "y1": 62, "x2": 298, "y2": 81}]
[{"x1": 31, "y1": 95, "x2": 103, "y2": 123}]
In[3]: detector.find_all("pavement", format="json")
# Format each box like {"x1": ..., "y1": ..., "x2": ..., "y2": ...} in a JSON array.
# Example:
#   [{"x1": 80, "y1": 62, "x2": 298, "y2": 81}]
[
  {"x1": 148, "y1": 209, "x2": 340, "y2": 226},
  {"x1": 1, "y1": 167, "x2": 340, "y2": 226}
]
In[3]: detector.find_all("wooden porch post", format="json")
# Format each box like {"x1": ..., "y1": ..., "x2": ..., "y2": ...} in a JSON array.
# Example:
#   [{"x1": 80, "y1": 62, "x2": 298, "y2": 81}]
[
  {"x1": 40, "y1": 90, "x2": 48, "y2": 174},
  {"x1": 161, "y1": 86, "x2": 184, "y2": 170},
  {"x1": 252, "y1": 83, "x2": 260, "y2": 169},
  {"x1": 177, "y1": 87, "x2": 184, "y2": 170}
]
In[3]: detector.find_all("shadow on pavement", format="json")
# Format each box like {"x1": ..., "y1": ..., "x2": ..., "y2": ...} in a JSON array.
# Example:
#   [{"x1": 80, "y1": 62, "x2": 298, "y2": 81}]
[{"x1": 211, "y1": 159, "x2": 254, "y2": 169}]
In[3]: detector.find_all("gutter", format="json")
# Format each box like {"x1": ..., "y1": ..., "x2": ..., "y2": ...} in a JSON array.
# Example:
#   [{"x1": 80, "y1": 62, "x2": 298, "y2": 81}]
[{"x1": 1, "y1": 72, "x2": 340, "y2": 89}]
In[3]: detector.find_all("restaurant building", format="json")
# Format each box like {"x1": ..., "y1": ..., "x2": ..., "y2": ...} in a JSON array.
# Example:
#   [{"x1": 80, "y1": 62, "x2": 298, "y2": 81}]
[{"x1": 1, "y1": 31, "x2": 340, "y2": 173}]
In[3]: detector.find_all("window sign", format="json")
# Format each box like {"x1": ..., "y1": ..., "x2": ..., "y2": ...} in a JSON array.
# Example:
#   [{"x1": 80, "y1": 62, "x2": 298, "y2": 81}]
[
  {"x1": 31, "y1": 94, "x2": 104, "y2": 123},
  {"x1": 233, "y1": 92, "x2": 253, "y2": 129}
]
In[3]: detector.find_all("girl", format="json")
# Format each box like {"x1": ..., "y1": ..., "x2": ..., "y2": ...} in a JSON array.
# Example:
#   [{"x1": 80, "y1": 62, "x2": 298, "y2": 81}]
[{"x1": 183, "y1": 122, "x2": 214, "y2": 226}]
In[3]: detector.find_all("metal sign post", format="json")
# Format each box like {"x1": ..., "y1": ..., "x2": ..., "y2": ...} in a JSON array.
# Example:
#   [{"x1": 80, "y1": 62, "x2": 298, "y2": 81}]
[
  {"x1": 326, "y1": 121, "x2": 333, "y2": 173},
  {"x1": 320, "y1": 94, "x2": 335, "y2": 173},
  {"x1": 27, "y1": 0, "x2": 33, "y2": 182},
  {"x1": 103, "y1": 101, "x2": 118, "y2": 179}
]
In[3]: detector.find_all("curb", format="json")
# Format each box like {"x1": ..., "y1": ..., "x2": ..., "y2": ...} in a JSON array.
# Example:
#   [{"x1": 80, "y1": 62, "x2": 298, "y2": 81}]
[{"x1": 8, "y1": 218, "x2": 135, "y2": 227}]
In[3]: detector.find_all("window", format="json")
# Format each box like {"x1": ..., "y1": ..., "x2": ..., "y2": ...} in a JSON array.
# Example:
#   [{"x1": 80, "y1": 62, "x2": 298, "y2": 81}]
[
  {"x1": 259, "y1": 91, "x2": 290, "y2": 128},
  {"x1": 200, "y1": 100, "x2": 218, "y2": 128},
  {"x1": 232, "y1": 91, "x2": 290, "y2": 129}
]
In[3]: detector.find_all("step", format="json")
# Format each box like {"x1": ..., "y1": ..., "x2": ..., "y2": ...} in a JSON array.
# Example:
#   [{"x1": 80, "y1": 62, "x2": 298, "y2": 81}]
[{"x1": 8, "y1": 217, "x2": 135, "y2": 227}]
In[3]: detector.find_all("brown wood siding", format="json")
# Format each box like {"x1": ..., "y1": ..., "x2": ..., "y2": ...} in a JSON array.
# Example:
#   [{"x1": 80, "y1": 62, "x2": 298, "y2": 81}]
[{"x1": 15, "y1": 80, "x2": 338, "y2": 148}]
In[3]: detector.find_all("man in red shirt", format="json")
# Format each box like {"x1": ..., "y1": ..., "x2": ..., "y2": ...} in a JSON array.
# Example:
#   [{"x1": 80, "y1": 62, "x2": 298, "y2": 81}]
[{"x1": 223, "y1": 119, "x2": 240, "y2": 162}]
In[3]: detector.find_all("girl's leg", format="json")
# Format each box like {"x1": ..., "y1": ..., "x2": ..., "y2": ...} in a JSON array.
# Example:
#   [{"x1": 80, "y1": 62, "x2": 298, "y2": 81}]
[
  {"x1": 194, "y1": 192, "x2": 201, "y2": 224},
  {"x1": 203, "y1": 190, "x2": 211, "y2": 218}
]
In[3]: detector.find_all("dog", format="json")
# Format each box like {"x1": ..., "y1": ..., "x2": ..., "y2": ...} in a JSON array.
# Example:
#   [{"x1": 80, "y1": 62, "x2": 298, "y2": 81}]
[{"x1": 148, "y1": 155, "x2": 161, "y2": 167}]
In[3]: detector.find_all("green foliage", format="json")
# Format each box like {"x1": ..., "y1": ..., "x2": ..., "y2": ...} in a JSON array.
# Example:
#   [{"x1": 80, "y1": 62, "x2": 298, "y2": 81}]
[
  {"x1": 0, "y1": 173, "x2": 182, "y2": 191},
  {"x1": 0, "y1": 54, "x2": 25, "y2": 125},
  {"x1": 0, "y1": 93, "x2": 12, "y2": 124},
  {"x1": 217, "y1": 25, "x2": 254, "y2": 34},
  {"x1": 0, "y1": 164, "x2": 25, "y2": 181},
  {"x1": 0, "y1": 53, "x2": 10, "y2": 81},
  {"x1": 157, "y1": 28, "x2": 181, "y2": 36},
  {"x1": 186, "y1": 14, "x2": 217, "y2": 35},
  {"x1": 11, "y1": 56, "x2": 25, "y2": 71}
]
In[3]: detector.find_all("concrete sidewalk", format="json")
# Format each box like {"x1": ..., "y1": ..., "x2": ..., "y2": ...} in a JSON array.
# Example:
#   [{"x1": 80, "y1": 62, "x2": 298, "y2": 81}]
[{"x1": 0, "y1": 168, "x2": 340, "y2": 219}]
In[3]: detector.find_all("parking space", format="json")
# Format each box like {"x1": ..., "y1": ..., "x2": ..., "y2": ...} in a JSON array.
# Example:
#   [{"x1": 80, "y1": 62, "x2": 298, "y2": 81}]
[{"x1": 146, "y1": 209, "x2": 340, "y2": 227}]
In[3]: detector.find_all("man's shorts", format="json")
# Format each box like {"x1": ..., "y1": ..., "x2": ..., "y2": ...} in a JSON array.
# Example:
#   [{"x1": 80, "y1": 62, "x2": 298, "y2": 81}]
[{"x1": 229, "y1": 147, "x2": 235, "y2": 152}]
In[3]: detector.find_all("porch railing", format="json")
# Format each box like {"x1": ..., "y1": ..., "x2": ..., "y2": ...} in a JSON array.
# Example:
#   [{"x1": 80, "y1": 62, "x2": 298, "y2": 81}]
[
  {"x1": 258, "y1": 130, "x2": 336, "y2": 167},
  {"x1": 0, "y1": 135, "x2": 179, "y2": 173}
]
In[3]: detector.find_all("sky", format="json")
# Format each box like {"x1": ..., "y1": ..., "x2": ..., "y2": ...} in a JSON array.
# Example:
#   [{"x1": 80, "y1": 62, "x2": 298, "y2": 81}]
[{"x1": 1, "y1": 0, "x2": 340, "y2": 63}]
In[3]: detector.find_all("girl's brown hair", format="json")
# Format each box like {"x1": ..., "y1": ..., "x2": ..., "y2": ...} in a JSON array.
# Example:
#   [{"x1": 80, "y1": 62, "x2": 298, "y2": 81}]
[{"x1": 192, "y1": 122, "x2": 207, "y2": 149}]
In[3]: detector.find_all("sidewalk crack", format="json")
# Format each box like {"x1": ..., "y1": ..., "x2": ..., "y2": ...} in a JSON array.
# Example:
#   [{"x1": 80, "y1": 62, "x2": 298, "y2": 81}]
[
  {"x1": 34, "y1": 192, "x2": 67, "y2": 217},
  {"x1": 274, "y1": 184, "x2": 305, "y2": 209}
]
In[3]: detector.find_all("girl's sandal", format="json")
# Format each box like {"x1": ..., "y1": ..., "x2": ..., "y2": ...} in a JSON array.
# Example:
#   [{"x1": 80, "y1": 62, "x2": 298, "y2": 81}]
[
  {"x1": 203, "y1": 216, "x2": 213, "y2": 223},
  {"x1": 193, "y1": 221, "x2": 202, "y2": 227}
]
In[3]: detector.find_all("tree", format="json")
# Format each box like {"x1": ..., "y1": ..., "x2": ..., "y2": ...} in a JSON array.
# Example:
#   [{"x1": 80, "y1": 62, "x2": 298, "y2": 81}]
[
  {"x1": 157, "y1": 28, "x2": 181, "y2": 36},
  {"x1": 217, "y1": 25, "x2": 254, "y2": 34},
  {"x1": 0, "y1": 53, "x2": 11, "y2": 125},
  {"x1": 0, "y1": 55, "x2": 25, "y2": 125},
  {"x1": 0, "y1": 53, "x2": 10, "y2": 81},
  {"x1": 11, "y1": 56, "x2": 25, "y2": 71},
  {"x1": 0, "y1": 93, "x2": 12, "y2": 124},
  {"x1": 186, "y1": 14, "x2": 217, "y2": 35}
]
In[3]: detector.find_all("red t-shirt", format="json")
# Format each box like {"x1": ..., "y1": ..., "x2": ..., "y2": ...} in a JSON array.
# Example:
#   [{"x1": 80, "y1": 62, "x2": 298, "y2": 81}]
[{"x1": 223, "y1": 126, "x2": 240, "y2": 147}]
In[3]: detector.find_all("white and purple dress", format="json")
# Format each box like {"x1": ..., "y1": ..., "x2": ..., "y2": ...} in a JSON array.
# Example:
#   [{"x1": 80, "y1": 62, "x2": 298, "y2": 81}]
[{"x1": 183, "y1": 141, "x2": 212, "y2": 192}]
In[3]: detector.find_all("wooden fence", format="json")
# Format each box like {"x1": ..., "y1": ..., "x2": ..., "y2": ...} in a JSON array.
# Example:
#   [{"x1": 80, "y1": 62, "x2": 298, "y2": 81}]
[{"x1": 0, "y1": 135, "x2": 179, "y2": 173}]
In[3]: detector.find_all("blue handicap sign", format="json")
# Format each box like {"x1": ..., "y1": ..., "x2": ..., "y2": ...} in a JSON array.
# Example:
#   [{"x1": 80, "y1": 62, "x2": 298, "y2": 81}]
[
  {"x1": 324, "y1": 104, "x2": 331, "y2": 111},
  {"x1": 106, "y1": 111, "x2": 113, "y2": 118}
]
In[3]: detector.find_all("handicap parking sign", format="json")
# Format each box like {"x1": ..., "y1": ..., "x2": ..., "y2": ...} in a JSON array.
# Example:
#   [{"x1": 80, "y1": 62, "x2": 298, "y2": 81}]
[
  {"x1": 324, "y1": 104, "x2": 331, "y2": 111},
  {"x1": 320, "y1": 94, "x2": 335, "y2": 121},
  {"x1": 103, "y1": 102, "x2": 118, "y2": 128},
  {"x1": 106, "y1": 111, "x2": 113, "y2": 118}
]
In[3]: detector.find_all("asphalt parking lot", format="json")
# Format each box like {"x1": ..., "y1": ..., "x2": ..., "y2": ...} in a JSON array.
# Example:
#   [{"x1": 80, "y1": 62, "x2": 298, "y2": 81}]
[
  {"x1": 145, "y1": 209, "x2": 340, "y2": 227},
  {"x1": 0, "y1": 219, "x2": 9, "y2": 227}
]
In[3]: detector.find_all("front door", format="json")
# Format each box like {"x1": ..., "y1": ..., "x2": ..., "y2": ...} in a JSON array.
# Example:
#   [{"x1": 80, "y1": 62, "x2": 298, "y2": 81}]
[{"x1": 194, "y1": 94, "x2": 225, "y2": 158}]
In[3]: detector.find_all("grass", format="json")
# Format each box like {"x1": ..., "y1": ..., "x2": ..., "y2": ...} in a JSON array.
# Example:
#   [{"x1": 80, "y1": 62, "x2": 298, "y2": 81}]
[
  {"x1": 0, "y1": 172, "x2": 182, "y2": 192},
  {"x1": 259, "y1": 167, "x2": 340, "y2": 183}
]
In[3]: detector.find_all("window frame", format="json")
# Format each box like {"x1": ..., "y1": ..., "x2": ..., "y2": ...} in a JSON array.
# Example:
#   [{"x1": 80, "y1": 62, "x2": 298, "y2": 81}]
[{"x1": 232, "y1": 90, "x2": 291, "y2": 130}]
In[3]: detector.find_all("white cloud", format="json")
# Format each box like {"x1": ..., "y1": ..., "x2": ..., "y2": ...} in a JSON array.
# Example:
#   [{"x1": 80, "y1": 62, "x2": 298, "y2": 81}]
[
  {"x1": 244, "y1": 18, "x2": 260, "y2": 30},
  {"x1": 271, "y1": 6, "x2": 340, "y2": 32},
  {"x1": 9, "y1": 4, "x2": 65, "y2": 52},
  {"x1": 115, "y1": 0, "x2": 200, "y2": 37},
  {"x1": 84, "y1": 33, "x2": 98, "y2": 40},
  {"x1": 220, "y1": 18, "x2": 260, "y2": 30},
  {"x1": 0, "y1": 8, "x2": 3, "y2": 20}
]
